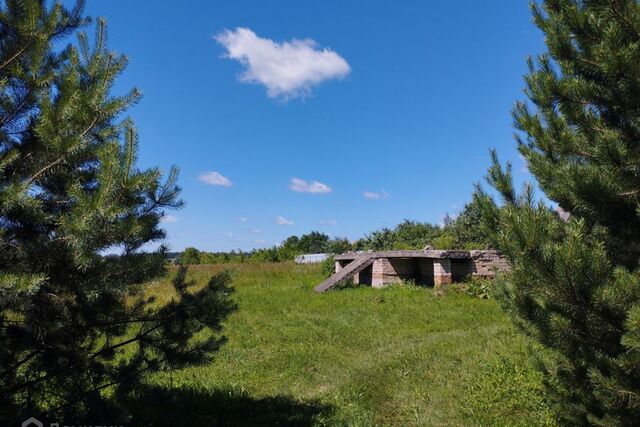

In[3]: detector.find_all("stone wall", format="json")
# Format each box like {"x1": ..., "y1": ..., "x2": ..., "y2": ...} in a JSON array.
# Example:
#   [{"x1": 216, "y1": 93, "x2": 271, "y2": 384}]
[
  {"x1": 433, "y1": 259, "x2": 452, "y2": 286},
  {"x1": 450, "y1": 259, "x2": 471, "y2": 282},
  {"x1": 372, "y1": 258, "x2": 414, "y2": 288},
  {"x1": 371, "y1": 258, "x2": 439, "y2": 287},
  {"x1": 469, "y1": 250, "x2": 510, "y2": 277}
]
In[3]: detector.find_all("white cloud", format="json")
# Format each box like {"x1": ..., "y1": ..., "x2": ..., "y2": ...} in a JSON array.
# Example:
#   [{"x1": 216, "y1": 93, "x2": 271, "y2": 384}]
[
  {"x1": 219, "y1": 230, "x2": 233, "y2": 237},
  {"x1": 215, "y1": 27, "x2": 351, "y2": 99},
  {"x1": 198, "y1": 171, "x2": 232, "y2": 187},
  {"x1": 320, "y1": 219, "x2": 338, "y2": 226},
  {"x1": 239, "y1": 216, "x2": 248, "y2": 222},
  {"x1": 160, "y1": 215, "x2": 178, "y2": 223},
  {"x1": 363, "y1": 190, "x2": 390, "y2": 200},
  {"x1": 289, "y1": 177, "x2": 332, "y2": 194},
  {"x1": 254, "y1": 239, "x2": 267, "y2": 244},
  {"x1": 275, "y1": 216, "x2": 294, "y2": 226},
  {"x1": 249, "y1": 228, "x2": 261, "y2": 234}
]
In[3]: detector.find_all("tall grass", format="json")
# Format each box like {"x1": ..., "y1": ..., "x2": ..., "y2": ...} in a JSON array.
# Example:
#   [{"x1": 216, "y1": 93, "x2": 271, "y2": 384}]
[{"x1": 130, "y1": 262, "x2": 555, "y2": 426}]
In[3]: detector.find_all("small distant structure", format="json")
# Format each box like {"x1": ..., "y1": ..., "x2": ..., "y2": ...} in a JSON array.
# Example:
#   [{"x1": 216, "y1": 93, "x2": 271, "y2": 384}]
[
  {"x1": 166, "y1": 252, "x2": 181, "y2": 264},
  {"x1": 315, "y1": 249, "x2": 509, "y2": 292},
  {"x1": 295, "y1": 253, "x2": 329, "y2": 264}
]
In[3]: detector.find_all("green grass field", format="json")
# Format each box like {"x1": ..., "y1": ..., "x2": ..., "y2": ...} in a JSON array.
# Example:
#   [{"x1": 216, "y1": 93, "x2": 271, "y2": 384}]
[{"x1": 129, "y1": 262, "x2": 555, "y2": 426}]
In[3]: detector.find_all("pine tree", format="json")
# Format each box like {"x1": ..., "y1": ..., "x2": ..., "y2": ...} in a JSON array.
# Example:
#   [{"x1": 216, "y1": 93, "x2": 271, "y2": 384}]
[
  {"x1": 475, "y1": 0, "x2": 640, "y2": 423},
  {"x1": 0, "y1": 1, "x2": 235, "y2": 422}
]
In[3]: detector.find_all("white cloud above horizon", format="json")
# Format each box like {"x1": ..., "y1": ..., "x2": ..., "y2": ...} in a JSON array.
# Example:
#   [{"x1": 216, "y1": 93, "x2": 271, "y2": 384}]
[
  {"x1": 198, "y1": 171, "x2": 232, "y2": 187},
  {"x1": 363, "y1": 190, "x2": 390, "y2": 200},
  {"x1": 239, "y1": 216, "x2": 248, "y2": 222},
  {"x1": 289, "y1": 177, "x2": 332, "y2": 194},
  {"x1": 160, "y1": 215, "x2": 178, "y2": 223},
  {"x1": 215, "y1": 27, "x2": 351, "y2": 99},
  {"x1": 275, "y1": 216, "x2": 294, "y2": 226},
  {"x1": 320, "y1": 219, "x2": 338, "y2": 226}
]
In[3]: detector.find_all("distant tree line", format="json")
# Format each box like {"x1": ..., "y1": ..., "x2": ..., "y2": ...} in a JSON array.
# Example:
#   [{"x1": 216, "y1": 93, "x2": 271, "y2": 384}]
[
  {"x1": 178, "y1": 198, "x2": 490, "y2": 264},
  {"x1": 178, "y1": 231, "x2": 352, "y2": 264},
  {"x1": 355, "y1": 197, "x2": 489, "y2": 251}
]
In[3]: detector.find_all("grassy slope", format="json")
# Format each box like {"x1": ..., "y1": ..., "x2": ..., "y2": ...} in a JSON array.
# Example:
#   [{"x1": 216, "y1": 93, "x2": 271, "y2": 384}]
[{"x1": 130, "y1": 262, "x2": 555, "y2": 426}]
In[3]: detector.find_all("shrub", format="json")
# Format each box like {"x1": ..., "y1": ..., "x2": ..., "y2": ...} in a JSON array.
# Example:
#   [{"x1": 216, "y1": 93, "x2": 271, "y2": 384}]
[
  {"x1": 320, "y1": 255, "x2": 336, "y2": 279},
  {"x1": 463, "y1": 276, "x2": 492, "y2": 299}
]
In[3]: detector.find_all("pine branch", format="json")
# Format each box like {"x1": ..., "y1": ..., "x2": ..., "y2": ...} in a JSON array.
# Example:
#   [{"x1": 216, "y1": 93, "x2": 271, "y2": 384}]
[
  {"x1": 27, "y1": 113, "x2": 100, "y2": 185},
  {"x1": 0, "y1": 44, "x2": 28, "y2": 70}
]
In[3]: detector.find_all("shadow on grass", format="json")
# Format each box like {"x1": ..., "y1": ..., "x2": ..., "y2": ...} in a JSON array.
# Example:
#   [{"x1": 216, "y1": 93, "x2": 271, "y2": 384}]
[{"x1": 126, "y1": 385, "x2": 333, "y2": 427}]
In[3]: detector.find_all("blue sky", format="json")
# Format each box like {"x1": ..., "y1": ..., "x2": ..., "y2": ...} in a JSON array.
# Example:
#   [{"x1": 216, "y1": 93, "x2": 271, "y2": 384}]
[{"x1": 83, "y1": 1, "x2": 544, "y2": 252}]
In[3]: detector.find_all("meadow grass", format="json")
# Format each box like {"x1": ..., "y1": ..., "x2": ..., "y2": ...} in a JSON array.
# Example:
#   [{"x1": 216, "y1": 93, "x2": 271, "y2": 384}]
[{"x1": 129, "y1": 262, "x2": 555, "y2": 426}]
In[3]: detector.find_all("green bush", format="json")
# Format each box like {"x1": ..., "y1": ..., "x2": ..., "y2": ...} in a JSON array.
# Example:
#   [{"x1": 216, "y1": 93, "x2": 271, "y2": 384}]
[
  {"x1": 463, "y1": 276, "x2": 492, "y2": 299},
  {"x1": 319, "y1": 255, "x2": 336, "y2": 279},
  {"x1": 180, "y1": 247, "x2": 202, "y2": 264}
]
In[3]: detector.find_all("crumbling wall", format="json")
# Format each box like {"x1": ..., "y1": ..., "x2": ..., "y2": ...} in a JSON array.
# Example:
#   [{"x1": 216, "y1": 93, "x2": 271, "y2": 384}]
[
  {"x1": 451, "y1": 258, "x2": 475, "y2": 278},
  {"x1": 372, "y1": 258, "x2": 415, "y2": 288},
  {"x1": 469, "y1": 250, "x2": 510, "y2": 278}
]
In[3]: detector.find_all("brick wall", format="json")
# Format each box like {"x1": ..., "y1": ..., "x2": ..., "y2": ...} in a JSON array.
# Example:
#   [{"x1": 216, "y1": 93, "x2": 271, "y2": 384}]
[
  {"x1": 372, "y1": 258, "x2": 414, "y2": 287},
  {"x1": 469, "y1": 250, "x2": 510, "y2": 277}
]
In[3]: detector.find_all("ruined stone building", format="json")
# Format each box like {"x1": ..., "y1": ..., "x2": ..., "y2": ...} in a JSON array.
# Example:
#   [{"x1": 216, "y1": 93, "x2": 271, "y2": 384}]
[{"x1": 315, "y1": 249, "x2": 509, "y2": 292}]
